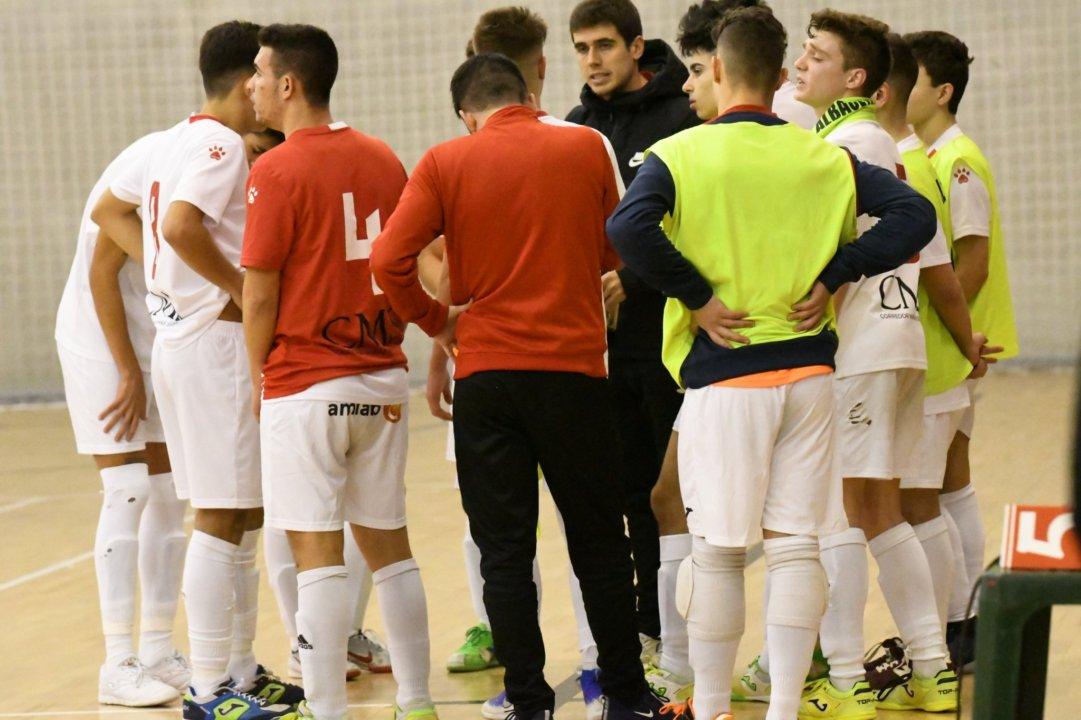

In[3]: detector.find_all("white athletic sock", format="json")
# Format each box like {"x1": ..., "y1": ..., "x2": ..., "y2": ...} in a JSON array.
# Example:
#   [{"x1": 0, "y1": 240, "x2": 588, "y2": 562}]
[
  {"x1": 138, "y1": 472, "x2": 187, "y2": 666},
  {"x1": 912, "y1": 516, "x2": 955, "y2": 631},
  {"x1": 228, "y1": 529, "x2": 260, "y2": 684},
  {"x1": 658, "y1": 533, "x2": 692, "y2": 678},
  {"x1": 818, "y1": 528, "x2": 868, "y2": 690},
  {"x1": 568, "y1": 567, "x2": 597, "y2": 668},
  {"x1": 263, "y1": 527, "x2": 299, "y2": 646},
  {"x1": 685, "y1": 538, "x2": 745, "y2": 720},
  {"x1": 184, "y1": 530, "x2": 237, "y2": 696},
  {"x1": 758, "y1": 573, "x2": 771, "y2": 676},
  {"x1": 868, "y1": 523, "x2": 948, "y2": 678},
  {"x1": 374, "y1": 558, "x2": 432, "y2": 709},
  {"x1": 764, "y1": 536, "x2": 826, "y2": 720},
  {"x1": 297, "y1": 566, "x2": 351, "y2": 720},
  {"x1": 463, "y1": 524, "x2": 489, "y2": 626},
  {"x1": 344, "y1": 534, "x2": 373, "y2": 630},
  {"x1": 941, "y1": 510, "x2": 972, "y2": 622},
  {"x1": 96, "y1": 464, "x2": 150, "y2": 666},
  {"x1": 940, "y1": 485, "x2": 985, "y2": 607}
]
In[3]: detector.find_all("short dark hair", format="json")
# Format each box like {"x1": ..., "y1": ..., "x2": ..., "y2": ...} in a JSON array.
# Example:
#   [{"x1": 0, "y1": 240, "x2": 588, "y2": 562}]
[
  {"x1": 450, "y1": 53, "x2": 529, "y2": 114},
  {"x1": 905, "y1": 30, "x2": 973, "y2": 114},
  {"x1": 711, "y1": 6, "x2": 786, "y2": 92},
  {"x1": 677, "y1": 0, "x2": 765, "y2": 56},
  {"x1": 260, "y1": 128, "x2": 286, "y2": 145},
  {"x1": 473, "y1": 7, "x2": 548, "y2": 63},
  {"x1": 199, "y1": 21, "x2": 261, "y2": 98},
  {"x1": 808, "y1": 9, "x2": 891, "y2": 97},
  {"x1": 569, "y1": 0, "x2": 642, "y2": 46},
  {"x1": 465, "y1": 38, "x2": 476, "y2": 58},
  {"x1": 257, "y1": 24, "x2": 338, "y2": 107},
  {"x1": 885, "y1": 33, "x2": 918, "y2": 106}
]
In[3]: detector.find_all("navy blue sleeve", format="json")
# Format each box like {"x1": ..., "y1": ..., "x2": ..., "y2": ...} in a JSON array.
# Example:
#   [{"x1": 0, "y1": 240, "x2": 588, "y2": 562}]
[
  {"x1": 817, "y1": 155, "x2": 937, "y2": 293},
  {"x1": 606, "y1": 154, "x2": 715, "y2": 310}
]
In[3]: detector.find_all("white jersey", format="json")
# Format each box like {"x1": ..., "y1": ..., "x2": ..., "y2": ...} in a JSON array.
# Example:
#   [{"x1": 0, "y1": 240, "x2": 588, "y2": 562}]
[
  {"x1": 928, "y1": 124, "x2": 992, "y2": 239},
  {"x1": 827, "y1": 119, "x2": 927, "y2": 377},
  {"x1": 111, "y1": 114, "x2": 249, "y2": 349},
  {"x1": 772, "y1": 81, "x2": 817, "y2": 130},
  {"x1": 55, "y1": 133, "x2": 161, "y2": 368}
]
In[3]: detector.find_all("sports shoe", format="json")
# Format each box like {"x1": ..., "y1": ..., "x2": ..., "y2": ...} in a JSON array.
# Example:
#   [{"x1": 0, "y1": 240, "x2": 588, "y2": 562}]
[
  {"x1": 99, "y1": 656, "x2": 180, "y2": 707},
  {"x1": 797, "y1": 677, "x2": 876, "y2": 719},
  {"x1": 145, "y1": 650, "x2": 192, "y2": 692},
  {"x1": 182, "y1": 685, "x2": 298, "y2": 719},
  {"x1": 350, "y1": 628, "x2": 393, "y2": 673},
  {"x1": 946, "y1": 616, "x2": 977, "y2": 671},
  {"x1": 446, "y1": 623, "x2": 500, "y2": 672},
  {"x1": 875, "y1": 667, "x2": 958, "y2": 712},
  {"x1": 863, "y1": 637, "x2": 910, "y2": 691},
  {"x1": 644, "y1": 663, "x2": 693, "y2": 703},
  {"x1": 294, "y1": 700, "x2": 314, "y2": 718},
  {"x1": 287, "y1": 648, "x2": 361, "y2": 681},
  {"x1": 232, "y1": 665, "x2": 305, "y2": 707},
  {"x1": 579, "y1": 667, "x2": 604, "y2": 720},
  {"x1": 602, "y1": 687, "x2": 690, "y2": 720},
  {"x1": 639, "y1": 633, "x2": 661, "y2": 666},
  {"x1": 395, "y1": 702, "x2": 439, "y2": 720},
  {"x1": 809, "y1": 645, "x2": 831, "y2": 681},
  {"x1": 731, "y1": 655, "x2": 771, "y2": 703},
  {"x1": 482, "y1": 690, "x2": 513, "y2": 720}
]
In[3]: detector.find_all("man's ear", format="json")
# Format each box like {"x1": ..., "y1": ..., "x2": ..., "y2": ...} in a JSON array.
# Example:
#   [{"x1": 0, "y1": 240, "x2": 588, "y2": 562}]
[
  {"x1": 937, "y1": 82, "x2": 955, "y2": 109},
  {"x1": 873, "y1": 81, "x2": 890, "y2": 109},
  {"x1": 280, "y1": 73, "x2": 294, "y2": 101},
  {"x1": 779, "y1": 67, "x2": 790, "y2": 86},
  {"x1": 845, "y1": 67, "x2": 867, "y2": 94},
  {"x1": 712, "y1": 53, "x2": 723, "y2": 86},
  {"x1": 537, "y1": 54, "x2": 547, "y2": 82},
  {"x1": 629, "y1": 35, "x2": 645, "y2": 61}
]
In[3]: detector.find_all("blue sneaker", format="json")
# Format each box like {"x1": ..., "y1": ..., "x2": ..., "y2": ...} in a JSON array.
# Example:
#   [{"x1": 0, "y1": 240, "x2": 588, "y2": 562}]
[
  {"x1": 578, "y1": 668, "x2": 603, "y2": 720},
  {"x1": 481, "y1": 690, "x2": 512, "y2": 720},
  {"x1": 183, "y1": 685, "x2": 298, "y2": 719},
  {"x1": 232, "y1": 665, "x2": 304, "y2": 707}
]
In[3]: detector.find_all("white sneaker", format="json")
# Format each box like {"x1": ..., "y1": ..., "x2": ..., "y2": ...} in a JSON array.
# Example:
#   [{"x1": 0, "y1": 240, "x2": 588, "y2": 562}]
[
  {"x1": 481, "y1": 690, "x2": 512, "y2": 720},
  {"x1": 349, "y1": 628, "x2": 392, "y2": 673},
  {"x1": 639, "y1": 633, "x2": 661, "y2": 666},
  {"x1": 287, "y1": 647, "x2": 362, "y2": 680},
  {"x1": 98, "y1": 656, "x2": 180, "y2": 707},
  {"x1": 144, "y1": 651, "x2": 191, "y2": 692}
]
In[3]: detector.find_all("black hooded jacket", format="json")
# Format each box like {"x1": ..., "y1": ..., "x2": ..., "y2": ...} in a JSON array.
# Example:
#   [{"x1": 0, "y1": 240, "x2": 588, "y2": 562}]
[{"x1": 567, "y1": 39, "x2": 700, "y2": 362}]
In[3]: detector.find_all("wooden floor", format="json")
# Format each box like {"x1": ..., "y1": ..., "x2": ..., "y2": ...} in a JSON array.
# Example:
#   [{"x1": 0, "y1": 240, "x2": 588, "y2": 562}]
[{"x1": 1, "y1": 368, "x2": 1077, "y2": 719}]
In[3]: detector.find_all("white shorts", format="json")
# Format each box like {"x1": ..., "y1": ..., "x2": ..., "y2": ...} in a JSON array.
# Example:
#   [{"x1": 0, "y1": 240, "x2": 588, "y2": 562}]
[
  {"x1": 901, "y1": 406, "x2": 968, "y2": 490},
  {"x1": 678, "y1": 373, "x2": 835, "y2": 547},
  {"x1": 959, "y1": 378, "x2": 978, "y2": 438},
  {"x1": 151, "y1": 321, "x2": 261, "y2": 509},
  {"x1": 57, "y1": 344, "x2": 164, "y2": 455},
  {"x1": 834, "y1": 368, "x2": 924, "y2": 480},
  {"x1": 261, "y1": 373, "x2": 409, "y2": 532}
]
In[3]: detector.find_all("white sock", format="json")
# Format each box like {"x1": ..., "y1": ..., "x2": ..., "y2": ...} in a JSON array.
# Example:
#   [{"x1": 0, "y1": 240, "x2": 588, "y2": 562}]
[
  {"x1": 758, "y1": 573, "x2": 771, "y2": 676},
  {"x1": 568, "y1": 566, "x2": 597, "y2": 668},
  {"x1": 344, "y1": 534, "x2": 373, "y2": 630},
  {"x1": 912, "y1": 516, "x2": 955, "y2": 631},
  {"x1": 658, "y1": 533, "x2": 692, "y2": 678},
  {"x1": 228, "y1": 529, "x2": 260, "y2": 684},
  {"x1": 463, "y1": 525, "x2": 489, "y2": 626},
  {"x1": 138, "y1": 472, "x2": 187, "y2": 666},
  {"x1": 297, "y1": 566, "x2": 351, "y2": 720},
  {"x1": 263, "y1": 527, "x2": 299, "y2": 646},
  {"x1": 819, "y1": 528, "x2": 868, "y2": 690},
  {"x1": 940, "y1": 485, "x2": 985, "y2": 607},
  {"x1": 96, "y1": 464, "x2": 150, "y2": 666},
  {"x1": 374, "y1": 558, "x2": 432, "y2": 709},
  {"x1": 941, "y1": 510, "x2": 973, "y2": 622},
  {"x1": 184, "y1": 530, "x2": 237, "y2": 695},
  {"x1": 868, "y1": 523, "x2": 948, "y2": 678},
  {"x1": 764, "y1": 536, "x2": 826, "y2": 720}
]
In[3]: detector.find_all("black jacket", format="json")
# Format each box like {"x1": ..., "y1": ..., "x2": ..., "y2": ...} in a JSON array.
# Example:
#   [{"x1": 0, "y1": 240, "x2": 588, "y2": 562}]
[{"x1": 567, "y1": 39, "x2": 700, "y2": 362}]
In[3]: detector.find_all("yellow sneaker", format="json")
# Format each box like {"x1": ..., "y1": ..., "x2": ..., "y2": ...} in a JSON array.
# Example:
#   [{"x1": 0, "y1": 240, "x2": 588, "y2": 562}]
[
  {"x1": 395, "y1": 704, "x2": 439, "y2": 720},
  {"x1": 645, "y1": 663, "x2": 693, "y2": 703},
  {"x1": 731, "y1": 655, "x2": 770, "y2": 703},
  {"x1": 797, "y1": 678, "x2": 876, "y2": 719},
  {"x1": 875, "y1": 668, "x2": 958, "y2": 712}
]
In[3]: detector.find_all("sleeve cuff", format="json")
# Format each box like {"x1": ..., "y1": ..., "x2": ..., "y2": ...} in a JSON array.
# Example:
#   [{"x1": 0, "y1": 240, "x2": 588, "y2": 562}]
[{"x1": 682, "y1": 282, "x2": 715, "y2": 312}]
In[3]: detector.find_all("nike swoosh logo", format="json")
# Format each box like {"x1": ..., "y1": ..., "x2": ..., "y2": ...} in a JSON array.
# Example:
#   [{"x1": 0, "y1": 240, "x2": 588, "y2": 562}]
[
  {"x1": 628, "y1": 152, "x2": 645, "y2": 167},
  {"x1": 634, "y1": 711, "x2": 654, "y2": 718}
]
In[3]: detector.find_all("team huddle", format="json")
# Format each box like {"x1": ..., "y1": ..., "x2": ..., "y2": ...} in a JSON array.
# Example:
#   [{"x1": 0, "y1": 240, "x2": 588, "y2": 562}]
[{"x1": 53, "y1": 1, "x2": 1017, "y2": 720}]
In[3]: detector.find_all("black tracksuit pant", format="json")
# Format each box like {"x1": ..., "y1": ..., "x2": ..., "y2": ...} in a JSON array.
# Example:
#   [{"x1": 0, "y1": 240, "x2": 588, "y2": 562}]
[{"x1": 453, "y1": 370, "x2": 648, "y2": 717}]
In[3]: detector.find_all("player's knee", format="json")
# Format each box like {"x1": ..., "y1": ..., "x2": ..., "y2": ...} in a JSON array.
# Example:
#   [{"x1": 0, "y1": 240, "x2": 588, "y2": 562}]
[
  {"x1": 901, "y1": 489, "x2": 941, "y2": 525},
  {"x1": 680, "y1": 537, "x2": 746, "y2": 641},
  {"x1": 763, "y1": 534, "x2": 826, "y2": 630},
  {"x1": 101, "y1": 465, "x2": 151, "y2": 513},
  {"x1": 194, "y1": 507, "x2": 248, "y2": 543}
]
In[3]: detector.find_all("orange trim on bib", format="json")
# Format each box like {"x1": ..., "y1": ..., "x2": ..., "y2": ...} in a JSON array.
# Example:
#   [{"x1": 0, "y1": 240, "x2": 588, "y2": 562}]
[{"x1": 711, "y1": 365, "x2": 833, "y2": 389}]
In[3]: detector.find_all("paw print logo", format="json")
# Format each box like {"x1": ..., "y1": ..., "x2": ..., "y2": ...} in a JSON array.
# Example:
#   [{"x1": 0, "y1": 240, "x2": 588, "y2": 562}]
[
  {"x1": 209, "y1": 145, "x2": 226, "y2": 161},
  {"x1": 954, "y1": 166, "x2": 971, "y2": 184},
  {"x1": 248, "y1": 186, "x2": 258, "y2": 204}
]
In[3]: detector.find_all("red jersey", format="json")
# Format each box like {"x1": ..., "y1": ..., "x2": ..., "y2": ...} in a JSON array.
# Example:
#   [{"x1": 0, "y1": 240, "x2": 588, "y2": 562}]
[
  {"x1": 370, "y1": 105, "x2": 621, "y2": 380},
  {"x1": 242, "y1": 122, "x2": 408, "y2": 399}
]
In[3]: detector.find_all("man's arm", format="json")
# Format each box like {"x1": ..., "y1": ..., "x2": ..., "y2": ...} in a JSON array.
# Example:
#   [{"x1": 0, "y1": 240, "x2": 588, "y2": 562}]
[
  {"x1": 91, "y1": 190, "x2": 144, "y2": 261},
  {"x1": 241, "y1": 268, "x2": 279, "y2": 420},
  {"x1": 952, "y1": 235, "x2": 989, "y2": 302},
  {"x1": 161, "y1": 201, "x2": 245, "y2": 308},
  {"x1": 948, "y1": 163, "x2": 992, "y2": 302},
  {"x1": 417, "y1": 236, "x2": 447, "y2": 298}
]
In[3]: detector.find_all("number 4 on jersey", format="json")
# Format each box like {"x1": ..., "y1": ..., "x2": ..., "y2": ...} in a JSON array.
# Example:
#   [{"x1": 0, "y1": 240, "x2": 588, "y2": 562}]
[{"x1": 342, "y1": 191, "x2": 383, "y2": 295}]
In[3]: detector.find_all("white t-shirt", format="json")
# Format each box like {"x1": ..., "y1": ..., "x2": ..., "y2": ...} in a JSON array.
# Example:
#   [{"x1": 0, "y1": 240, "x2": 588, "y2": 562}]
[
  {"x1": 772, "y1": 81, "x2": 818, "y2": 130},
  {"x1": 55, "y1": 133, "x2": 161, "y2": 368},
  {"x1": 111, "y1": 114, "x2": 249, "y2": 349},
  {"x1": 827, "y1": 119, "x2": 927, "y2": 377},
  {"x1": 928, "y1": 124, "x2": 991, "y2": 239}
]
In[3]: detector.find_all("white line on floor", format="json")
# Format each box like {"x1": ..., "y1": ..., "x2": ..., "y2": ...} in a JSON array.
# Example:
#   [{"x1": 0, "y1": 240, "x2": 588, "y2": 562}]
[
  {"x1": 0, "y1": 497, "x2": 44, "y2": 514},
  {"x1": 0, "y1": 701, "x2": 483, "y2": 717},
  {"x1": 0, "y1": 550, "x2": 94, "y2": 594}
]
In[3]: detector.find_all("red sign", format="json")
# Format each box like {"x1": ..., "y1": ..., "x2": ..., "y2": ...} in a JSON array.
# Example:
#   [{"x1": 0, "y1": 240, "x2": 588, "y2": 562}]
[{"x1": 1001, "y1": 505, "x2": 1081, "y2": 570}]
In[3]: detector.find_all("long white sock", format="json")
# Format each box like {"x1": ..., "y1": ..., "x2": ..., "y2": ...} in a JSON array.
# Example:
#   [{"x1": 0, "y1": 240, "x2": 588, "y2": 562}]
[
  {"x1": 228, "y1": 529, "x2": 260, "y2": 685},
  {"x1": 138, "y1": 472, "x2": 187, "y2": 666},
  {"x1": 462, "y1": 525, "x2": 489, "y2": 626},
  {"x1": 658, "y1": 533, "x2": 692, "y2": 678},
  {"x1": 758, "y1": 573, "x2": 772, "y2": 676},
  {"x1": 912, "y1": 516, "x2": 955, "y2": 631},
  {"x1": 685, "y1": 538, "x2": 745, "y2": 720},
  {"x1": 819, "y1": 528, "x2": 868, "y2": 690},
  {"x1": 940, "y1": 485, "x2": 985, "y2": 605},
  {"x1": 297, "y1": 566, "x2": 351, "y2": 720},
  {"x1": 941, "y1": 510, "x2": 972, "y2": 622},
  {"x1": 374, "y1": 558, "x2": 432, "y2": 709},
  {"x1": 184, "y1": 530, "x2": 237, "y2": 696},
  {"x1": 764, "y1": 535, "x2": 826, "y2": 720},
  {"x1": 868, "y1": 523, "x2": 948, "y2": 678},
  {"x1": 96, "y1": 464, "x2": 150, "y2": 666},
  {"x1": 264, "y1": 527, "x2": 299, "y2": 646},
  {"x1": 344, "y1": 534, "x2": 373, "y2": 630}
]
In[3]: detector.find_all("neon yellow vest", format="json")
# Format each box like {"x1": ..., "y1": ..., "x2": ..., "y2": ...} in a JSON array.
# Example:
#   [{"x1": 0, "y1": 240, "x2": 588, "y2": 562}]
[
  {"x1": 930, "y1": 133, "x2": 1019, "y2": 359},
  {"x1": 649, "y1": 120, "x2": 857, "y2": 385},
  {"x1": 900, "y1": 141, "x2": 973, "y2": 396}
]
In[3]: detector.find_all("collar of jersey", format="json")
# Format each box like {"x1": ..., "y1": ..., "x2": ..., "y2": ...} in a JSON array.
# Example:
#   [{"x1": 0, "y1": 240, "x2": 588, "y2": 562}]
[
  {"x1": 815, "y1": 96, "x2": 875, "y2": 137},
  {"x1": 290, "y1": 121, "x2": 349, "y2": 139},
  {"x1": 482, "y1": 104, "x2": 539, "y2": 130},
  {"x1": 927, "y1": 122, "x2": 964, "y2": 156},
  {"x1": 707, "y1": 104, "x2": 785, "y2": 126},
  {"x1": 188, "y1": 113, "x2": 222, "y2": 124}
]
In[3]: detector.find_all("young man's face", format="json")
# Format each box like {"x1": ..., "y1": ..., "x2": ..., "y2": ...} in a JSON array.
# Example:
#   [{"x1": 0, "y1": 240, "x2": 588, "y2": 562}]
[
  {"x1": 682, "y1": 50, "x2": 718, "y2": 120},
  {"x1": 906, "y1": 64, "x2": 942, "y2": 128},
  {"x1": 248, "y1": 46, "x2": 283, "y2": 129},
  {"x1": 794, "y1": 30, "x2": 852, "y2": 110},
  {"x1": 572, "y1": 23, "x2": 643, "y2": 100},
  {"x1": 243, "y1": 132, "x2": 281, "y2": 166}
]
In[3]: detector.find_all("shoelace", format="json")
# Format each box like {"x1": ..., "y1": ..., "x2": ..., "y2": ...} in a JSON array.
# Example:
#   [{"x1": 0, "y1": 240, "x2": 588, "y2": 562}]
[
  {"x1": 465, "y1": 624, "x2": 490, "y2": 645},
  {"x1": 360, "y1": 628, "x2": 389, "y2": 653},
  {"x1": 660, "y1": 698, "x2": 694, "y2": 719},
  {"x1": 230, "y1": 689, "x2": 270, "y2": 707}
]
